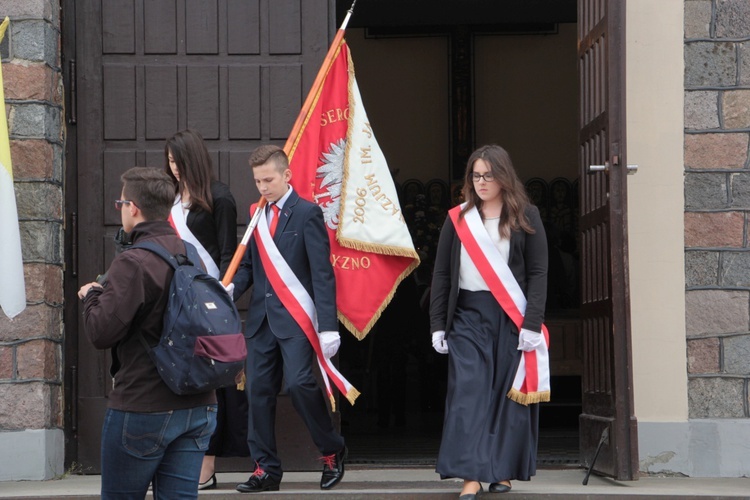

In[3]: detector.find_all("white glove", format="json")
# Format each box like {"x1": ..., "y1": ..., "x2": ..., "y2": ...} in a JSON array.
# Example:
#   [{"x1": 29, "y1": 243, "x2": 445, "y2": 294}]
[
  {"x1": 222, "y1": 282, "x2": 235, "y2": 298},
  {"x1": 518, "y1": 328, "x2": 544, "y2": 352},
  {"x1": 431, "y1": 331, "x2": 449, "y2": 354},
  {"x1": 319, "y1": 331, "x2": 341, "y2": 359}
]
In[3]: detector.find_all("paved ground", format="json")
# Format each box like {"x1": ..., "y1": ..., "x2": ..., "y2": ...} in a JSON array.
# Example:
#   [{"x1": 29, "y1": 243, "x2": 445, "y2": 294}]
[{"x1": 1, "y1": 468, "x2": 749, "y2": 499}]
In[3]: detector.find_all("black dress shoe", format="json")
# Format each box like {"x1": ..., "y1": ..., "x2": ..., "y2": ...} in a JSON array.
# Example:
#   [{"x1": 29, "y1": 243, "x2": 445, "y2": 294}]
[
  {"x1": 198, "y1": 473, "x2": 216, "y2": 490},
  {"x1": 236, "y1": 467, "x2": 280, "y2": 493},
  {"x1": 320, "y1": 446, "x2": 347, "y2": 490},
  {"x1": 489, "y1": 481, "x2": 511, "y2": 493}
]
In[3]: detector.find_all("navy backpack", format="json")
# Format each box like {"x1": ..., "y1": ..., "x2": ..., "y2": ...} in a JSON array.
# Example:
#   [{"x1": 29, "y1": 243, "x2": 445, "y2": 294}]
[{"x1": 131, "y1": 240, "x2": 246, "y2": 395}]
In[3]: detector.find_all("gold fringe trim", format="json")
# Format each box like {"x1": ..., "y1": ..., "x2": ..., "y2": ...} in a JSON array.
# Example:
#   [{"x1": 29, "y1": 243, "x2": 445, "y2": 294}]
[
  {"x1": 345, "y1": 387, "x2": 361, "y2": 405},
  {"x1": 236, "y1": 370, "x2": 246, "y2": 391},
  {"x1": 338, "y1": 258, "x2": 420, "y2": 339},
  {"x1": 506, "y1": 389, "x2": 551, "y2": 406},
  {"x1": 337, "y1": 236, "x2": 421, "y2": 259},
  {"x1": 329, "y1": 387, "x2": 360, "y2": 412},
  {"x1": 337, "y1": 46, "x2": 420, "y2": 262}
]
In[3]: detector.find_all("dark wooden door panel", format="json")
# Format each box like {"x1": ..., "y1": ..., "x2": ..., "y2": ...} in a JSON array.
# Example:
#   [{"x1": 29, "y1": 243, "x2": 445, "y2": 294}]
[
  {"x1": 227, "y1": 0, "x2": 261, "y2": 55},
  {"x1": 577, "y1": 0, "x2": 638, "y2": 480},
  {"x1": 227, "y1": 66, "x2": 262, "y2": 139},
  {"x1": 73, "y1": 0, "x2": 334, "y2": 472},
  {"x1": 101, "y1": 0, "x2": 135, "y2": 54},
  {"x1": 144, "y1": 2, "x2": 178, "y2": 54},
  {"x1": 185, "y1": 0, "x2": 219, "y2": 54}
]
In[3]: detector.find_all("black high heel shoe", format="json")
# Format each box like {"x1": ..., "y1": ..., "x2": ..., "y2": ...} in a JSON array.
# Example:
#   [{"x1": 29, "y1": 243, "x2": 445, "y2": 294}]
[{"x1": 198, "y1": 473, "x2": 217, "y2": 490}]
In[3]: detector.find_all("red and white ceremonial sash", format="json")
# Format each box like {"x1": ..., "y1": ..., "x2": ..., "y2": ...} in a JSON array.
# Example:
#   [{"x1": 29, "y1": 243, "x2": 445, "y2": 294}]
[
  {"x1": 449, "y1": 204, "x2": 550, "y2": 405},
  {"x1": 168, "y1": 196, "x2": 221, "y2": 279},
  {"x1": 253, "y1": 207, "x2": 360, "y2": 410}
]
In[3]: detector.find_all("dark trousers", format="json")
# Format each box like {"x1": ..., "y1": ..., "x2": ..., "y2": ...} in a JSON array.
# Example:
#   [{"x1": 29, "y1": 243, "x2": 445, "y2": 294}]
[{"x1": 245, "y1": 319, "x2": 344, "y2": 479}]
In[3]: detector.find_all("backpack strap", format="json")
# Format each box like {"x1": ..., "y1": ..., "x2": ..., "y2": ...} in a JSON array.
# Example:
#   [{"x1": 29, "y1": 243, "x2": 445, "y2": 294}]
[{"x1": 129, "y1": 240, "x2": 203, "y2": 271}]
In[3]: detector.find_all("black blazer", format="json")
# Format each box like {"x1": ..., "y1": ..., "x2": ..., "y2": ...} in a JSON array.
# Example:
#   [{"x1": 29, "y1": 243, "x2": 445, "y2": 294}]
[
  {"x1": 429, "y1": 204, "x2": 548, "y2": 336},
  {"x1": 186, "y1": 180, "x2": 237, "y2": 277},
  {"x1": 232, "y1": 188, "x2": 338, "y2": 339}
]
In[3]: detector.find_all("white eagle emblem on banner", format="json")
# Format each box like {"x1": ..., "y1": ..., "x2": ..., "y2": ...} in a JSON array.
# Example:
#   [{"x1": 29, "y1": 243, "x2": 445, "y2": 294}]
[{"x1": 315, "y1": 138, "x2": 345, "y2": 230}]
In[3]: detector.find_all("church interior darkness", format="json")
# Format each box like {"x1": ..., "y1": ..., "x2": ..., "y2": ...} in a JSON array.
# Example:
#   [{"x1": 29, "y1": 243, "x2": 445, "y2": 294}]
[{"x1": 334, "y1": 0, "x2": 582, "y2": 467}]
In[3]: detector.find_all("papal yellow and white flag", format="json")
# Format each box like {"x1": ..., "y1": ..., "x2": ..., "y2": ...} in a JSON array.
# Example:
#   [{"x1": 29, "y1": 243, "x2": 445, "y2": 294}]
[{"x1": 0, "y1": 17, "x2": 27, "y2": 320}]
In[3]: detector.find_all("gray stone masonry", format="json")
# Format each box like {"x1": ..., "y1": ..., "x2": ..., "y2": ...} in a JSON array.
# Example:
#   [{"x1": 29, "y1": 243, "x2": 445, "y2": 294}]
[
  {"x1": 685, "y1": 90, "x2": 720, "y2": 129},
  {"x1": 684, "y1": 172, "x2": 728, "y2": 209},
  {"x1": 688, "y1": 377, "x2": 745, "y2": 418},
  {"x1": 729, "y1": 172, "x2": 750, "y2": 207},
  {"x1": 723, "y1": 334, "x2": 750, "y2": 374},
  {"x1": 721, "y1": 252, "x2": 750, "y2": 287},
  {"x1": 10, "y1": 20, "x2": 57, "y2": 67},
  {"x1": 684, "y1": 42, "x2": 736, "y2": 87},
  {"x1": 739, "y1": 42, "x2": 750, "y2": 85},
  {"x1": 715, "y1": 0, "x2": 750, "y2": 38},
  {"x1": 0, "y1": 1, "x2": 64, "y2": 441},
  {"x1": 684, "y1": 0, "x2": 712, "y2": 39},
  {"x1": 685, "y1": 0, "x2": 750, "y2": 418},
  {"x1": 685, "y1": 251, "x2": 719, "y2": 287}
]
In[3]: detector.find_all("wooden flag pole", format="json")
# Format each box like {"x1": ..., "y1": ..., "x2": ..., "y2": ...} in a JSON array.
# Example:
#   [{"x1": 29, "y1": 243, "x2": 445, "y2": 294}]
[{"x1": 222, "y1": 0, "x2": 359, "y2": 286}]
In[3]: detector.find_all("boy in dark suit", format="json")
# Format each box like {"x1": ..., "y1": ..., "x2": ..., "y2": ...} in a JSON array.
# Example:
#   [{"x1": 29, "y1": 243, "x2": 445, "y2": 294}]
[{"x1": 232, "y1": 145, "x2": 346, "y2": 493}]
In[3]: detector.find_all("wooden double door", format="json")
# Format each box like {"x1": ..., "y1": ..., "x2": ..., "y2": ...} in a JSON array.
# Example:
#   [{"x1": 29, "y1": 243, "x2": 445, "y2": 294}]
[
  {"x1": 63, "y1": 0, "x2": 637, "y2": 479},
  {"x1": 62, "y1": 0, "x2": 336, "y2": 472}
]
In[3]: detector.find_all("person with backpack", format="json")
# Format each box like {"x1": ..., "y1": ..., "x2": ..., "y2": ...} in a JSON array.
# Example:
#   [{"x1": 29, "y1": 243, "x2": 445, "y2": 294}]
[
  {"x1": 231, "y1": 145, "x2": 347, "y2": 493},
  {"x1": 164, "y1": 128, "x2": 248, "y2": 489},
  {"x1": 78, "y1": 167, "x2": 218, "y2": 499}
]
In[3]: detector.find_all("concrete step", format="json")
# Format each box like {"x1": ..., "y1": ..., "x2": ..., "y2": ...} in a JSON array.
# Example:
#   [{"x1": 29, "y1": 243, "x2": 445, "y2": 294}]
[{"x1": 2, "y1": 468, "x2": 750, "y2": 499}]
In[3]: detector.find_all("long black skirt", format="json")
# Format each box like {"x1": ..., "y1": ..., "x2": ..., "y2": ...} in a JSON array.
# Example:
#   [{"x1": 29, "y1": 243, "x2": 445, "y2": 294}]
[
  {"x1": 207, "y1": 386, "x2": 251, "y2": 457},
  {"x1": 436, "y1": 290, "x2": 538, "y2": 483}
]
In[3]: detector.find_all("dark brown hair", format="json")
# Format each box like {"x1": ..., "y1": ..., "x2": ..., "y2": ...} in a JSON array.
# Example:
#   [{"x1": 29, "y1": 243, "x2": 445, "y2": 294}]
[
  {"x1": 121, "y1": 167, "x2": 175, "y2": 221},
  {"x1": 460, "y1": 144, "x2": 534, "y2": 238},
  {"x1": 249, "y1": 144, "x2": 289, "y2": 172},
  {"x1": 164, "y1": 129, "x2": 214, "y2": 213}
]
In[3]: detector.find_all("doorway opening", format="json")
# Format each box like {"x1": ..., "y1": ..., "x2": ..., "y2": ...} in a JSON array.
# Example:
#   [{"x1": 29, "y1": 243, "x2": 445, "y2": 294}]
[{"x1": 336, "y1": 0, "x2": 581, "y2": 468}]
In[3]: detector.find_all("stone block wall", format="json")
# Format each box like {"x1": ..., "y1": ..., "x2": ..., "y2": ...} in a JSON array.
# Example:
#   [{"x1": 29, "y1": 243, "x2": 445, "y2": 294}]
[
  {"x1": 684, "y1": 0, "x2": 750, "y2": 418},
  {"x1": 0, "y1": 0, "x2": 65, "y2": 479}
]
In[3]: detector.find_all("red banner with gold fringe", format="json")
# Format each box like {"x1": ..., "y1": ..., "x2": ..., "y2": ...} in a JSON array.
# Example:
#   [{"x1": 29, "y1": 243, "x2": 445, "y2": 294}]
[{"x1": 287, "y1": 40, "x2": 419, "y2": 339}]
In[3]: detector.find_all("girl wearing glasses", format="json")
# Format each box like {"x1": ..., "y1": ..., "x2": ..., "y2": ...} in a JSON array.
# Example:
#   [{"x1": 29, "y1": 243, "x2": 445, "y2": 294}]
[
  {"x1": 164, "y1": 129, "x2": 246, "y2": 489},
  {"x1": 430, "y1": 145, "x2": 548, "y2": 498}
]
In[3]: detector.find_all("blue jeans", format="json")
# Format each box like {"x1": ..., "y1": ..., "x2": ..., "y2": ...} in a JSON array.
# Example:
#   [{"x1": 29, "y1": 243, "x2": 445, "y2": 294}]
[{"x1": 100, "y1": 406, "x2": 217, "y2": 500}]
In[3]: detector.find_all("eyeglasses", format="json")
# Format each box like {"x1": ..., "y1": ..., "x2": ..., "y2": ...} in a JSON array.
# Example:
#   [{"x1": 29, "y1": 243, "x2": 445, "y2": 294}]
[
  {"x1": 114, "y1": 199, "x2": 134, "y2": 210},
  {"x1": 472, "y1": 172, "x2": 495, "y2": 182}
]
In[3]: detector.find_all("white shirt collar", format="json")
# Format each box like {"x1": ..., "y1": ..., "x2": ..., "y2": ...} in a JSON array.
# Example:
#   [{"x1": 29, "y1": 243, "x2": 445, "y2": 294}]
[{"x1": 274, "y1": 185, "x2": 294, "y2": 211}]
